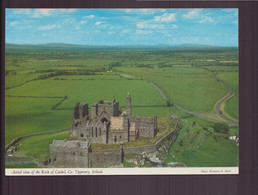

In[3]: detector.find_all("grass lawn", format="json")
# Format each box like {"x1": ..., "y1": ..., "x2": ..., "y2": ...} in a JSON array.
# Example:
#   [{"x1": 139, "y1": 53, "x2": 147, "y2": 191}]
[
  {"x1": 6, "y1": 77, "x2": 165, "y2": 110},
  {"x1": 5, "y1": 76, "x2": 168, "y2": 145},
  {"x1": 5, "y1": 97, "x2": 72, "y2": 145},
  {"x1": 18, "y1": 130, "x2": 70, "y2": 161},
  {"x1": 6, "y1": 163, "x2": 39, "y2": 168},
  {"x1": 117, "y1": 67, "x2": 228, "y2": 112},
  {"x1": 166, "y1": 119, "x2": 238, "y2": 167},
  {"x1": 216, "y1": 72, "x2": 238, "y2": 120}
]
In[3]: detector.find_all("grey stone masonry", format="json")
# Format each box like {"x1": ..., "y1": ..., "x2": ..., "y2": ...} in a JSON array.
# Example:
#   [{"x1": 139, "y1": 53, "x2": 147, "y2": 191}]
[
  {"x1": 49, "y1": 140, "x2": 123, "y2": 168},
  {"x1": 50, "y1": 93, "x2": 159, "y2": 168},
  {"x1": 49, "y1": 140, "x2": 90, "y2": 168},
  {"x1": 71, "y1": 93, "x2": 158, "y2": 144},
  {"x1": 126, "y1": 92, "x2": 132, "y2": 115}
]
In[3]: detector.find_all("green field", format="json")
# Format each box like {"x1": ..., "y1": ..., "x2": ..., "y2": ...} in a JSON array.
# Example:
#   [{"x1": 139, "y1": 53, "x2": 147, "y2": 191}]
[
  {"x1": 5, "y1": 77, "x2": 167, "y2": 145},
  {"x1": 17, "y1": 130, "x2": 70, "y2": 161},
  {"x1": 216, "y1": 71, "x2": 239, "y2": 119},
  {"x1": 5, "y1": 97, "x2": 71, "y2": 144},
  {"x1": 117, "y1": 66, "x2": 228, "y2": 112},
  {"x1": 166, "y1": 119, "x2": 238, "y2": 167},
  {"x1": 5, "y1": 44, "x2": 239, "y2": 167}
]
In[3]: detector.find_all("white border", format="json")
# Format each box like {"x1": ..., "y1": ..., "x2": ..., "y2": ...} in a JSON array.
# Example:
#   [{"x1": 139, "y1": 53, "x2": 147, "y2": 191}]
[{"x1": 5, "y1": 167, "x2": 238, "y2": 176}]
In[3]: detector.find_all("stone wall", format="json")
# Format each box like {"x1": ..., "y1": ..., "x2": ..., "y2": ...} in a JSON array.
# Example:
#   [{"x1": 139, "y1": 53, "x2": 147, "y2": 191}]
[
  {"x1": 129, "y1": 122, "x2": 137, "y2": 141},
  {"x1": 98, "y1": 104, "x2": 113, "y2": 117},
  {"x1": 109, "y1": 117, "x2": 129, "y2": 144},
  {"x1": 123, "y1": 119, "x2": 180, "y2": 155},
  {"x1": 73, "y1": 103, "x2": 80, "y2": 119},
  {"x1": 123, "y1": 144, "x2": 157, "y2": 155},
  {"x1": 79, "y1": 102, "x2": 88, "y2": 118},
  {"x1": 49, "y1": 141, "x2": 90, "y2": 168},
  {"x1": 89, "y1": 148, "x2": 123, "y2": 168},
  {"x1": 130, "y1": 116, "x2": 157, "y2": 138},
  {"x1": 49, "y1": 140, "x2": 123, "y2": 168},
  {"x1": 113, "y1": 101, "x2": 120, "y2": 116},
  {"x1": 88, "y1": 121, "x2": 107, "y2": 144},
  {"x1": 71, "y1": 120, "x2": 84, "y2": 138}
]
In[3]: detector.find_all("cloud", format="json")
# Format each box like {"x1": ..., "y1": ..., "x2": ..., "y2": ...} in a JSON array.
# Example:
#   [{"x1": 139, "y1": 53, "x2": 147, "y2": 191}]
[
  {"x1": 154, "y1": 13, "x2": 176, "y2": 23},
  {"x1": 79, "y1": 20, "x2": 87, "y2": 24},
  {"x1": 183, "y1": 10, "x2": 213, "y2": 24},
  {"x1": 137, "y1": 21, "x2": 165, "y2": 29},
  {"x1": 121, "y1": 29, "x2": 130, "y2": 33},
  {"x1": 222, "y1": 9, "x2": 238, "y2": 13},
  {"x1": 32, "y1": 9, "x2": 76, "y2": 18},
  {"x1": 232, "y1": 20, "x2": 238, "y2": 24},
  {"x1": 74, "y1": 21, "x2": 87, "y2": 30},
  {"x1": 84, "y1": 15, "x2": 95, "y2": 19},
  {"x1": 108, "y1": 31, "x2": 115, "y2": 35},
  {"x1": 10, "y1": 21, "x2": 20, "y2": 26},
  {"x1": 12, "y1": 9, "x2": 31, "y2": 14},
  {"x1": 182, "y1": 10, "x2": 200, "y2": 19},
  {"x1": 95, "y1": 21, "x2": 105, "y2": 26},
  {"x1": 136, "y1": 30, "x2": 152, "y2": 35},
  {"x1": 32, "y1": 9, "x2": 52, "y2": 18},
  {"x1": 199, "y1": 16, "x2": 213, "y2": 24},
  {"x1": 62, "y1": 18, "x2": 76, "y2": 25},
  {"x1": 8, "y1": 19, "x2": 34, "y2": 30},
  {"x1": 38, "y1": 24, "x2": 61, "y2": 31},
  {"x1": 172, "y1": 24, "x2": 178, "y2": 29}
]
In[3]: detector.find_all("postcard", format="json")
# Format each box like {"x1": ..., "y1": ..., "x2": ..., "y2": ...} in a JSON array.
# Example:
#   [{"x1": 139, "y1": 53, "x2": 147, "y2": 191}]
[{"x1": 5, "y1": 8, "x2": 239, "y2": 175}]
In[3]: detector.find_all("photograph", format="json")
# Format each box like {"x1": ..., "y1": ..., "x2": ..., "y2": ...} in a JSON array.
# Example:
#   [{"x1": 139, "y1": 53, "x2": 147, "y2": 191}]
[{"x1": 5, "y1": 8, "x2": 239, "y2": 173}]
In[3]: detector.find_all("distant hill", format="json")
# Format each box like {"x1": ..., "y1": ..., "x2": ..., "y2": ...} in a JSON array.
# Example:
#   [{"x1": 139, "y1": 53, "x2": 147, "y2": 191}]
[{"x1": 6, "y1": 43, "x2": 237, "y2": 51}]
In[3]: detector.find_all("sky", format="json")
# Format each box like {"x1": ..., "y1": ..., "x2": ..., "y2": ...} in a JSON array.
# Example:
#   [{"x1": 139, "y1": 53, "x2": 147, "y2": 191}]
[{"x1": 6, "y1": 9, "x2": 238, "y2": 46}]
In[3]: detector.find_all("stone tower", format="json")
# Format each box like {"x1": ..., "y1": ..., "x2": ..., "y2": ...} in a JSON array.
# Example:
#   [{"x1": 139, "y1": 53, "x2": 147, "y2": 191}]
[{"x1": 126, "y1": 92, "x2": 132, "y2": 115}]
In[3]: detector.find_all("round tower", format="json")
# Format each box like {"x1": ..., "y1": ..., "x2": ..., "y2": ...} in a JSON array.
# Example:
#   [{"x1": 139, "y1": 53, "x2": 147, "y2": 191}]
[{"x1": 126, "y1": 92, "x2": 132, "y2": 115}]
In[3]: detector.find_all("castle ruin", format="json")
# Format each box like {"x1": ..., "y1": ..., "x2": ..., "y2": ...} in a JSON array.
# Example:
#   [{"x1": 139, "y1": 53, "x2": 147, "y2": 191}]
[
  {"x1": 49, "y1": 93, "x2": 158, "y2": 168},
  {"x1": 71, "y1": 92, "x2": 158, "y2": 144}
]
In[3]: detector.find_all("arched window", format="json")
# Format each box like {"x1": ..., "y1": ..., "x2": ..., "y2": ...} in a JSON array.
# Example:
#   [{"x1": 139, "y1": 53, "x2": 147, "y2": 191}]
[
  {"x1": 114, "y1": 136, "x2": 117, "y2": 143},
  {"x1": 92, "y1": 127, "x2": 93, "y2": 137},
  {"x1": 95, "y1": 127, "x2": 97, "y2": 137},
  {"x1": 99, "y1": 127, "x2": 101, "y2": 136},
  {"x1": 80, "y1": 134, "x2": 83, "y2": 137}
]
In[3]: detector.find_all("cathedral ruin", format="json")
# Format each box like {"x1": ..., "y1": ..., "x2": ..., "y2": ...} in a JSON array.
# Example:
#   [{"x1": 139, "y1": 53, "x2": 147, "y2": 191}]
[
  {"x1": 71, "y1": 92, "x2": 158, "y2": 144},
  {"x1": 49, "y1": 93, "x2": 158, "y2": 168}
]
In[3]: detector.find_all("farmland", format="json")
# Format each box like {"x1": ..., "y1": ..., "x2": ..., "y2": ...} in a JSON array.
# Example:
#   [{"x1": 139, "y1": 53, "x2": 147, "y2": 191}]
[{"x1": 5, "y1": 43, "x2": 239, "y2": 167}]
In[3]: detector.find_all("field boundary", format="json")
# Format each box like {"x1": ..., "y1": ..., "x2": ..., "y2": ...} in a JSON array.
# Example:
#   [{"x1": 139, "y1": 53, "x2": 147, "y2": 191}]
[
  {"x1": 200, "y1": 67, "x2": 238, "y2": 125},
  {"x1": 5, "y1": 128, "x2": 71, "y2": 152},
  {"x1": 116, "y1": 69, "x2": 238, "y2": 126},
  {"x1": 6, "y1": 95, "x2": 69, "y2": 110},
  {"x1": 5, "y1": 95, "x2": 65, "y2": 98}
]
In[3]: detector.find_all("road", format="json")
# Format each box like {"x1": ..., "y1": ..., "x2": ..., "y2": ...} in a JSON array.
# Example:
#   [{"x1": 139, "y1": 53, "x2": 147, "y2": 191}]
[
  {"x1": 213, "y1": 76, "x2": 238, "y2": 126},
  {"x1": 146, "y1": 79, "x2": 236, "y2": 125}
]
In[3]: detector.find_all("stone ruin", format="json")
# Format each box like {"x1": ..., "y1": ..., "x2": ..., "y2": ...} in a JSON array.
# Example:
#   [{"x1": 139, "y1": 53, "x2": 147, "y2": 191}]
[{"x1": 49, "y1": 92, "x2": 158, "y2": 168}]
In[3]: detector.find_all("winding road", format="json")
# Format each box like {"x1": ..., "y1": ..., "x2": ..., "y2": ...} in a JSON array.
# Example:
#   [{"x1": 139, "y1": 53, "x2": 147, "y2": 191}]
[
  {"x1": 121, "y1": 69, "x2": 238, "y2": 126},
  {"x1": 146, "y1": 79, "x2": 237, "y2": 125},
  {"x1": 214, "y1": 78, "x2": 238, "y2": 126}
]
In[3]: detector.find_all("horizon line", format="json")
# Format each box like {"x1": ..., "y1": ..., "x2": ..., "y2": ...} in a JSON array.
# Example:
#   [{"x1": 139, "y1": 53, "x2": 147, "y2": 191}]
[{"x1": 5, "y1": 42, "x2": 239, "y2": 47}]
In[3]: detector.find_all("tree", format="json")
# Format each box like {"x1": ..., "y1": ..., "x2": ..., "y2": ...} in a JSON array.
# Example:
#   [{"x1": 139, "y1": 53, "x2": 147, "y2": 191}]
[
  {"x1": 166, "y1": 100, "x2": 171, "y2": 107},
  {"x1": 213, "y1": 123, "x2": 229, "y2": 134},
  {"x1": 166, "y1": 100, "x2": 174, "y2": 107}
]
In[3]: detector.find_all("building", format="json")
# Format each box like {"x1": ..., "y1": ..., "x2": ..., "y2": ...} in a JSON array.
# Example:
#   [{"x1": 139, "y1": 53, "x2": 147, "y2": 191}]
[
  {"x1": 49, "y1": 93, "x2": 158, "y2": 168},
  {"x1": 70, "y1": 92, "x2": 158, "y2": 144}
]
